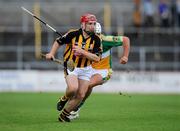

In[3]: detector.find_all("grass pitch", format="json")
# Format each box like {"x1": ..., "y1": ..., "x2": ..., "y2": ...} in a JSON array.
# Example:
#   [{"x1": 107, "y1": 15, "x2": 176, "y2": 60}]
[{"x1": 0, "y1": 92, "x2": 179, "y2": 131}]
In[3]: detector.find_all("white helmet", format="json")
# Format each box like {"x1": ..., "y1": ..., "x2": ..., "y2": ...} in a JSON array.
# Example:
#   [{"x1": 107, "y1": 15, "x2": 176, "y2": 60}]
[{"x1": 95, "y1": 22, "x2": 102, "y2": 34}]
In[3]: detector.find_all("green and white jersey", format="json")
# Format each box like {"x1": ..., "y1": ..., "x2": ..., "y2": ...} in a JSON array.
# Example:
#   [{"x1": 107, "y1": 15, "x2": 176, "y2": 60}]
[{"x1": 92, "y1": 35, "x2": 123, "y2": 69}]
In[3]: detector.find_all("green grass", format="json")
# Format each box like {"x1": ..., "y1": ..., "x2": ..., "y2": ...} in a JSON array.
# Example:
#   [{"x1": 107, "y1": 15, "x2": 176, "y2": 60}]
[{"x1": 0, "y1": 92, "x2": 180, "y2": 131}]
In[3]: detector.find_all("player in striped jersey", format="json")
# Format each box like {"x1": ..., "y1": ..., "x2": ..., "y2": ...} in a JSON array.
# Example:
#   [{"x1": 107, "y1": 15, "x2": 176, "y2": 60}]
[
  {"x1": 46, "y1": 14, "x2": 102, "y2": 122},
  {"x1": 68, "y1": 22, "x2": 130, "y2": 120}
]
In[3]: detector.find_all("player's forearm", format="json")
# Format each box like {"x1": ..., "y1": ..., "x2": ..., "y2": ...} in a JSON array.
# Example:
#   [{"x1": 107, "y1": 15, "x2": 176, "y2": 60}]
[
  {"x1": 122, "y1": 36, "x2": 130, "y2": 58},
  {"x1": 49, "y1": 41, "x2": 61, "y2": 55},
  {"x1": 82, "y1": 51, "x2": 100, "y2": 62}
]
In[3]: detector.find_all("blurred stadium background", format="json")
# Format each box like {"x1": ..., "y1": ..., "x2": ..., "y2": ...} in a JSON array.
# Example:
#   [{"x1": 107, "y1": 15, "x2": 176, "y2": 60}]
[{"x1": 0, "y1": 0, "x2": 180, "y2": 93}]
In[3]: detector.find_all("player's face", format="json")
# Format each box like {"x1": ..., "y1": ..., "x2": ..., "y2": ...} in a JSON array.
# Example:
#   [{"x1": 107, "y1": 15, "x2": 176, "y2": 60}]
[{"x1": 85, "y1": 21, "x2": 96, "y2": 33}]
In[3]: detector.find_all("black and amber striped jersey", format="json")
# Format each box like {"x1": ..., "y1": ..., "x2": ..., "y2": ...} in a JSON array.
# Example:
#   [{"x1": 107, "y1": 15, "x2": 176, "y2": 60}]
[{"x1": 56, "y1": 28, "x2": 102, "y2": 68}]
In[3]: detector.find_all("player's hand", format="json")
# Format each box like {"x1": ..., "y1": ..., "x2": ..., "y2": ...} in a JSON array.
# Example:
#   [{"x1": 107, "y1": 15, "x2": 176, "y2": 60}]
[
  {"x1": 46, "y1": 53, "x2": 55, "y2": 60},
  {"x1": 73, "y1": 45, "x2": 84, "y2": 57},
  {"x1": 120, "y1": 56, "x2": 128, "y2": 64}
]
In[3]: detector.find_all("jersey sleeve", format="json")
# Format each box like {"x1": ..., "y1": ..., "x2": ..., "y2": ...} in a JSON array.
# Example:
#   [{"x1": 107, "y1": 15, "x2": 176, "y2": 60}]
[
  {"x1": 56, "y1": 29, "x2": 76, "y2": 45},
  {"x1": 101, "y1": 35, "x2": 123, "y2": 47}
]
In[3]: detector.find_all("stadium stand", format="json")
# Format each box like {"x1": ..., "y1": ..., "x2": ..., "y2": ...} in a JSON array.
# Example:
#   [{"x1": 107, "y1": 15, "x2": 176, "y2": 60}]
[{"x1": 0, "y1": 0, "x2": 179, "y2": 71}]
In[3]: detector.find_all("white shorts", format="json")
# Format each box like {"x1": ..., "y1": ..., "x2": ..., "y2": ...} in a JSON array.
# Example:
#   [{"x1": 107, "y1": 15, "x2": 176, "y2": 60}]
[
  {"x1": 91, "y1": 68, "x2": 113, "y2": 83},
  {"x1": 67, "y1": 66, "x2": 92, "y2": 81}
]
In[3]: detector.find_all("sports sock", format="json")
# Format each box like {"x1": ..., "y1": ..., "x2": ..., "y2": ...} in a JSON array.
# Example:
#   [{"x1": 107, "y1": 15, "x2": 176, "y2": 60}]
[
  {"x1": 73, "y1": 101, "x2": 84, "y2": 111},
  {"x1": 61, "y1": 95, "x2": 69, "y2": 101},
  {"x1": 58, "y1": 109, "x2": 71, "y2": 122}
]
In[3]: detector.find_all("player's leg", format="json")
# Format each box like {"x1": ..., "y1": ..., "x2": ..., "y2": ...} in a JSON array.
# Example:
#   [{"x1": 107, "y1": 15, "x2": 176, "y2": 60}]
[
  {"x1": 58, "y1": 66, "x2": 92, "y2": 122},
  {"x1": 57, "y1": 74, "x2": 78, "y2": 111},
  {"x1": 69, "y1": 69, "x2": 112, "y2": 120},
  {"x1": 87, "y1": 73, "x2": 104, "y2": 97},
  {"x1": 68, "y1": 74, "x2": 103, "y2": 120},
  {"x1": 57, "y1": 75, "x2": 79, "y2": 122},
  {"x1": 67, "y1": 79, "x2": 90, "y2": 111},
  {"x1": 75, "y1": 73, "x2": 103, "y2": 110},
  {"x1": 59, "y1": 79, "x2": 90, "y2": 122},
  {"x1": 57, "y1": 68, "x2": 79, "y2": 111}
]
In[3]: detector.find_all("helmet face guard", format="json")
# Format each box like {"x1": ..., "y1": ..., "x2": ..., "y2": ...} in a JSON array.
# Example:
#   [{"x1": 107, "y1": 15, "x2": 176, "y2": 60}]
[{"x1": 95, "y1": 22, "x2": 102, "y2": 34}]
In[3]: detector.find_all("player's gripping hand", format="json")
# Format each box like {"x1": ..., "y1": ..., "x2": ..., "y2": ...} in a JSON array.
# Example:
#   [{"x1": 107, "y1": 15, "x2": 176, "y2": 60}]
[
  {"x1": 46, "y1": 53, "x2": 55, "y2": 60},
  {"x1": 120, "y1": 56, "x2": 128, "y2": 64},
  {"x1": 73, "y1": 45, "x2": 84, "y2": 57}
]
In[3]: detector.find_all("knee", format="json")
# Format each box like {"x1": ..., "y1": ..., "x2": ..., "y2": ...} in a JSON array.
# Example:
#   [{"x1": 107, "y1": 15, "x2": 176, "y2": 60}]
[
  {"x1": 89, "y1": 81, "x2": 102, "y2": 88},
  {"x1": 90, "y1": 75, "x2": 103, "y2": 88},
  {"x1": 67, "y1": 86, "x2": 78, "y2": 97}
]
